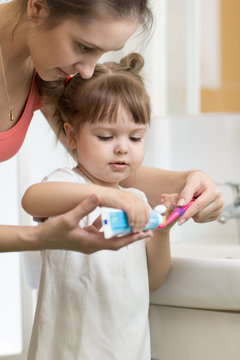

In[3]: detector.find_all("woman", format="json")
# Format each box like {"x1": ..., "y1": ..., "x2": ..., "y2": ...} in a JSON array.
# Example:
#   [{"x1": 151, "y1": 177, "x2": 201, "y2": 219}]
[{"x1": 0, "y1": 0, "x2": 224, "y2": 253}]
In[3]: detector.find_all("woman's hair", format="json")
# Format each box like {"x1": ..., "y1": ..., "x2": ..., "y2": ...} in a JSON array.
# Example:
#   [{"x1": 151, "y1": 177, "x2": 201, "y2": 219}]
[
  {"x1": 37, "y1": 53, "x2": 151, "y2": 137},
  {"x1": 16, "y1": 0, "x2": 153, "y2": 33}
]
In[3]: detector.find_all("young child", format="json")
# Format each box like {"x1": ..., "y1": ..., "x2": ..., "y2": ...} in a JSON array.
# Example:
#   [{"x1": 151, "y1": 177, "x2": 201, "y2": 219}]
[{"x1": 22, "y1": 53, "x2": 178, "y2": 360}]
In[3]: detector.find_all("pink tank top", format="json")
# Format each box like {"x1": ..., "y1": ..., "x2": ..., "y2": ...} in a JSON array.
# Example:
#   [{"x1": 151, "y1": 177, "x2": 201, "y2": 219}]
[{"x1": 0, "y1": 70, "x2": 42, "y2": 162}]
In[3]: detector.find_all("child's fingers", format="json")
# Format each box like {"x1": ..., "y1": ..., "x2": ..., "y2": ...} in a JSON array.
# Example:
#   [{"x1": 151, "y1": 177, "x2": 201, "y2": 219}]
[
  {"x1": 160, "y1": 193, "x2": 179, "y2": 217},
  {"x1": 122, "y1": 197, "x2": 150, "y2": 233}
]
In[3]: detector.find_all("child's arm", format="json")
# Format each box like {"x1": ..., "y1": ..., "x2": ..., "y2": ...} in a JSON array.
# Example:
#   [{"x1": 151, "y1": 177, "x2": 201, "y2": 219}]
[
  {"x1": 147, "y1": 194, "x2": 178, "y2": 292},
  {"x1": 147, "y1": 227, "x2": 171, "y2": 292},
  {"x1": 22, "y1": 181, "x2": 150, "y2": 233}
]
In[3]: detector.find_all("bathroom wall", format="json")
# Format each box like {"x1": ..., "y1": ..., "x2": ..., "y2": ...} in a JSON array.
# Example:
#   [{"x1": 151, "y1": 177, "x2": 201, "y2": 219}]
[{"x1": 201, "y1": 0, "x2": 240, "y2": 112}]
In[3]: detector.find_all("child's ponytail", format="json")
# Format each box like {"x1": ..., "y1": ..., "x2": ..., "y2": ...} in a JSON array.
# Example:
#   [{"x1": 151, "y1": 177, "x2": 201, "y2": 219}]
[{"x1": 120, "y1": 53, "x2": 144, "y2": 75}]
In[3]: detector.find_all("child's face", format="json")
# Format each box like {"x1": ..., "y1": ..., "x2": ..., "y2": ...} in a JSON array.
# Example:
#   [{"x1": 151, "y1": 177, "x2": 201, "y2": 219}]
[{"x1": 66, "y1": 105, "x2": 146, "y2": 187}]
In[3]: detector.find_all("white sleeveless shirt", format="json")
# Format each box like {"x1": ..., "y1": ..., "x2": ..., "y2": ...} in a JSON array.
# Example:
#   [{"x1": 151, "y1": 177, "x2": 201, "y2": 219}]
[{"x1": 28, "y1": 168, "x2": 150, "y2": 360}]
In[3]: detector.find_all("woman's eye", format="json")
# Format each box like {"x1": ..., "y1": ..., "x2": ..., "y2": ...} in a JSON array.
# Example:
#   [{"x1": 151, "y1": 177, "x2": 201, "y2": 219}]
[
  {"x1": 97, "y1": 136, "x2": 113, "y2": 141},
  {"x1": 130, "y1": 137, "x2": 141, "y2": 142},
  {"x1": 78, "y1": 44, "x2": 92, "y2": 53}
]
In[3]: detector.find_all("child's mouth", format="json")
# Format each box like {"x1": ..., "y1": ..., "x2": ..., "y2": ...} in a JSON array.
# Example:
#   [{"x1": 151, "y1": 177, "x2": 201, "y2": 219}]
[{"x1": 110, "y1": 162, "x2": 128, "y2": 170}]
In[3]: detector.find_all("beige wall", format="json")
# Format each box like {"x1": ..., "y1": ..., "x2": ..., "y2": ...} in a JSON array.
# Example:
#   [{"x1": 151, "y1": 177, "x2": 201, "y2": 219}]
[{"x1": 201, "y1": 0, "x2": 240, "y2": 112}]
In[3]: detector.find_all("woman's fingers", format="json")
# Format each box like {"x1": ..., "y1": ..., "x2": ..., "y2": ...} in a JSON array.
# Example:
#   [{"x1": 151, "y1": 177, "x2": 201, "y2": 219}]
[
  {"x1": 179, "y1": 190, "x2": 224, "y2": 224},
  {"x1": 66, "y1": 194, "x2": 100, "y2": 227},
  {"x1": 177, "y1": 170, "x2": 224, "y2": 223}
]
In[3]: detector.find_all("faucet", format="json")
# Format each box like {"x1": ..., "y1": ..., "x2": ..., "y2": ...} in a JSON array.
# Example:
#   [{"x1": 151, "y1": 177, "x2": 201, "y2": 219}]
[{"x1": 218, "y1": 182, "x2": 240, "y2": 224}]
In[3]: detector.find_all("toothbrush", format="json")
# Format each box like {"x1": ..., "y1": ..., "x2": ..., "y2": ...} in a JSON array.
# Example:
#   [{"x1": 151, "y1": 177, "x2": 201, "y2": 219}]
[{"x1": 157, "y1": 198, "x2": 196, "y2": 229}]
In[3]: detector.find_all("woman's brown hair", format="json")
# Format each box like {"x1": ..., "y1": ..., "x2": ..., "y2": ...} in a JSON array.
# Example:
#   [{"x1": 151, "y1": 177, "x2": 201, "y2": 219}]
[{"x1": 16, "y1": 0, "x2": 153, "y2": 33}]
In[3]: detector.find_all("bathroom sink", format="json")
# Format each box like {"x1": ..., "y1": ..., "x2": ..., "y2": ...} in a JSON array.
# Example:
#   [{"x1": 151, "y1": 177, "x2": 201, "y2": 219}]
[
  {"x1": 172, "y1": 243, "x2": 240, "y2": 259},
  {"x1": 150, "y1": 242, "x2": 240, "y2": 311}
]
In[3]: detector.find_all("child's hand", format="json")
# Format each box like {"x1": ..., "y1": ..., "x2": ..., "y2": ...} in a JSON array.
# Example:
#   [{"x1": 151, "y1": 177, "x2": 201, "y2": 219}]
[
  {"x1": 159, "y1": 193, "x2": 179, "y2": 231},
  {"x1": 100, "y1": 188, "x2": 150, "y2": 233}
]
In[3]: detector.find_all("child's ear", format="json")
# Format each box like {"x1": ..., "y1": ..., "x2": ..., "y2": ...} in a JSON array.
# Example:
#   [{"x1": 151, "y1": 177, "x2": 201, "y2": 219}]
[
  {"x1": 27, "y1": 0, "x2": 48, "y2": 22},
  {"x1": 64, "y1": 123, "x2": 77, "y2": 149}
]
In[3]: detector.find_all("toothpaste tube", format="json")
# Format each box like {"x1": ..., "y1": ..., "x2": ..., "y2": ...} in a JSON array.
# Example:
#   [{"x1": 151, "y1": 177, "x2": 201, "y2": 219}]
[{"x1": 101, "y1": 207, "x2": 166, "y2": 239}]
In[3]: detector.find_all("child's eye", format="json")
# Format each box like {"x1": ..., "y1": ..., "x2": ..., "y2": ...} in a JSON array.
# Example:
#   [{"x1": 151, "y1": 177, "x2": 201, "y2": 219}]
[
  {"x1": 97, "y1": 136, "x2": 113, "y2": 141},
  {"x1": 130, "y1": 137, "x2": 141, "y2": 142}
]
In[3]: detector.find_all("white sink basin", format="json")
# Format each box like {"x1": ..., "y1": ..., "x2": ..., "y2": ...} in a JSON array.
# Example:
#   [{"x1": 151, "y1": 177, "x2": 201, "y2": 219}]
[
  {"x1": 172, "y1": 243, "x2": 240, "y2": 259},
  {"x1": 150, "y1": 242, "x2": 240, "y2": 311}
]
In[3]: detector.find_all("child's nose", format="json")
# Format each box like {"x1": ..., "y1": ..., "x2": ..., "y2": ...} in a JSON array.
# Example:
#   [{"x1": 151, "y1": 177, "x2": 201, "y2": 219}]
[{"x1": 114, "y1": 141, "x2": 128, "y2": 154}]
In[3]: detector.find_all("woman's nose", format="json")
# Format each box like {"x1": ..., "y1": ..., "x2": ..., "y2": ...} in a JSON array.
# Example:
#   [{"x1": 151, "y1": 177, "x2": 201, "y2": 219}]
[{"x1": 74, "y1": 60, "x2": 97, "y2": 79}]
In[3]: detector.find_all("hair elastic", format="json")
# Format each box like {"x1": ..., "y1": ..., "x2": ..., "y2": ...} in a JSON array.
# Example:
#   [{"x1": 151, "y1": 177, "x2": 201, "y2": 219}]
[{"x1": 63, "y1": 75, "x2": 73, "y2": 87}]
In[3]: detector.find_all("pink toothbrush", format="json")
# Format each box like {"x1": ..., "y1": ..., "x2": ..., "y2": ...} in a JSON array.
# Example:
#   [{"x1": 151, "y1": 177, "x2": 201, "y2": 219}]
[{"x1": 158, "y1": 198, "x2": 196, "y2": 228}]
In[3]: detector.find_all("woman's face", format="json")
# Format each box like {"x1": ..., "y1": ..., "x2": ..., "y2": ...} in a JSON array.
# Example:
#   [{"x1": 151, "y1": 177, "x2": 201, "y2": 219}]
[{"x1": 27, "y1": 14, "x2": 138, "y2": 81}]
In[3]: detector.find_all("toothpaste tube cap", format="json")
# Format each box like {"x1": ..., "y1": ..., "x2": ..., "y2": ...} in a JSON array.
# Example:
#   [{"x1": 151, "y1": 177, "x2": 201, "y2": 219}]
[{"x1": 154, "y1": 205, "x2": 167, "y2": 215}]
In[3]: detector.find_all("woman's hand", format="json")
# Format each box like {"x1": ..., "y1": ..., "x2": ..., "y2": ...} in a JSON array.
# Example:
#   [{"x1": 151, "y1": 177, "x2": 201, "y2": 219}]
[
  {"x1": 177, "y1": 170, "x2": 224, "y2": 225},
  {"x1": 35, "y1": 194, "x2": 149, "y2": 253},
  {"x1": 121, "y1": 166, "x2": 223, "y2": 225}
]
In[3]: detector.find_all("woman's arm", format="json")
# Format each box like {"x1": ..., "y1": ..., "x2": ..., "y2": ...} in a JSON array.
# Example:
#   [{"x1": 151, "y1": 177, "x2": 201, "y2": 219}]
[
  {"x1": 1, "y1": 195, "x2": 148, "y2": 253},
  {"x1": 121, "y1": 167, "x2": 224, "y2": 224},
  {"x1": 121, "y1": 166, "x2": 189, "y2": 199}
]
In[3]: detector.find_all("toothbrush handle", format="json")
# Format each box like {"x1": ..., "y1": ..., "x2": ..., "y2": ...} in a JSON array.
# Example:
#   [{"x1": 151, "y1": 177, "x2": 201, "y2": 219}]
[{"x1": 158, "y1": 198, "x2": 195, "y2": 228}]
